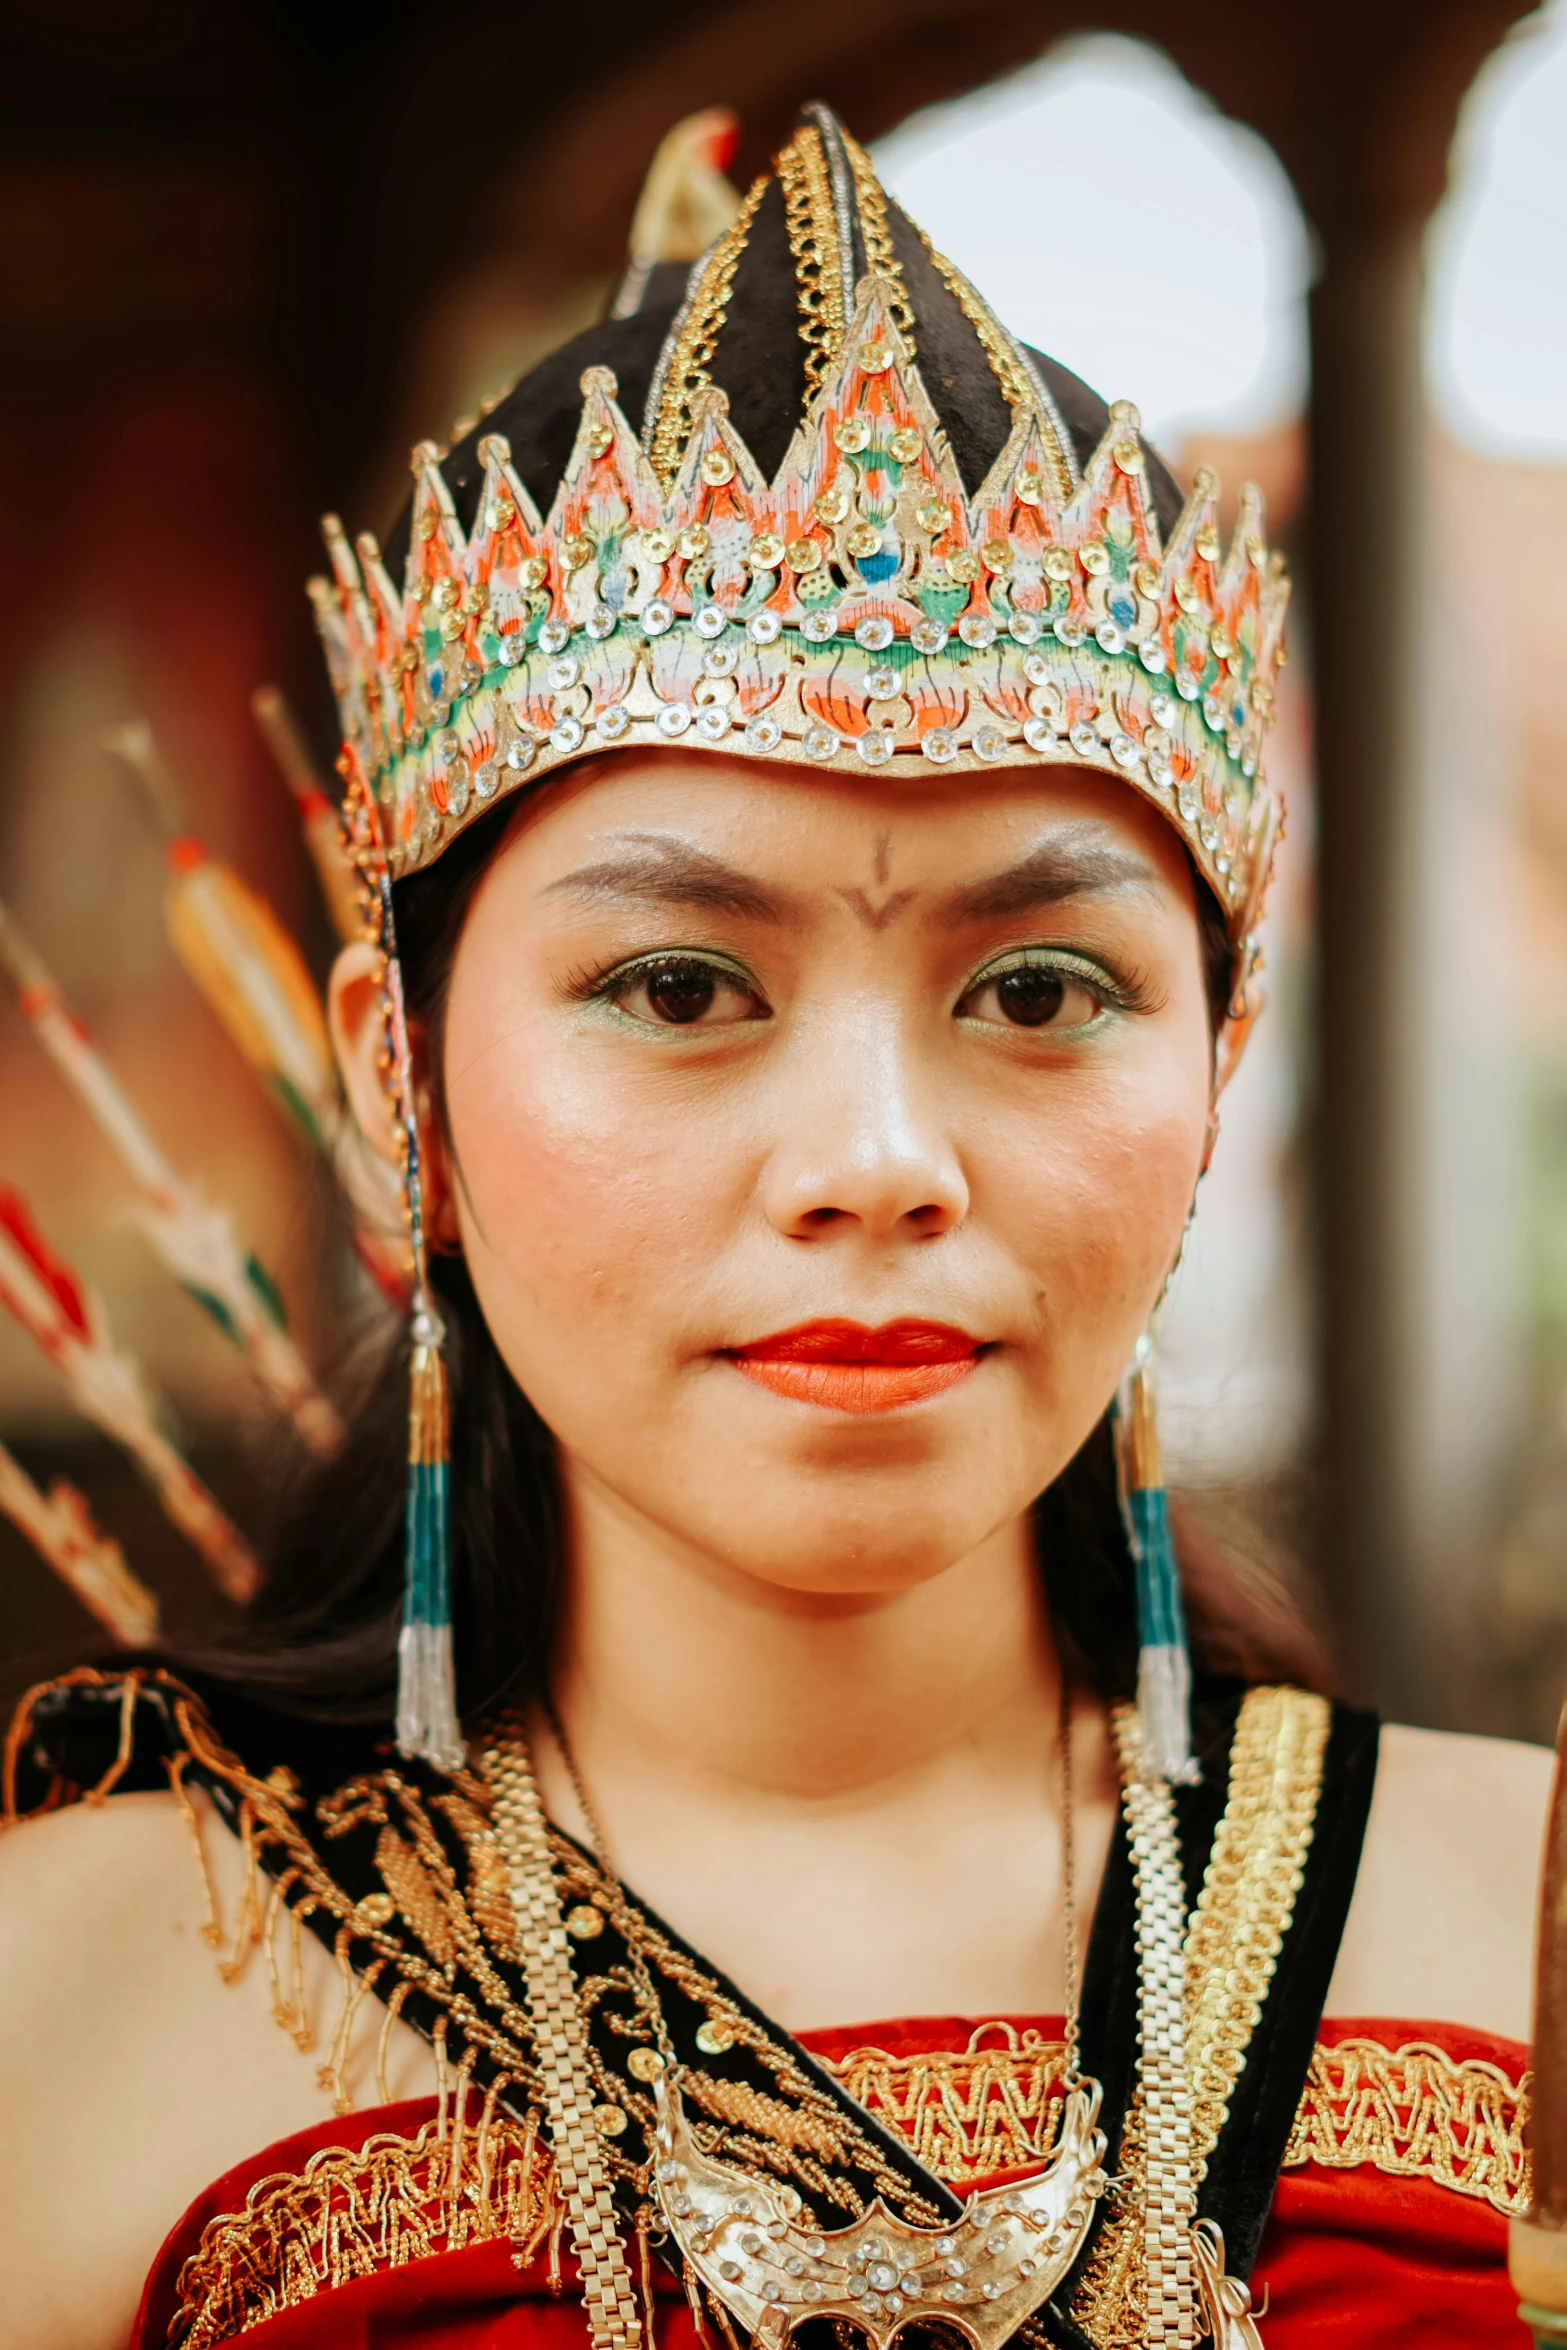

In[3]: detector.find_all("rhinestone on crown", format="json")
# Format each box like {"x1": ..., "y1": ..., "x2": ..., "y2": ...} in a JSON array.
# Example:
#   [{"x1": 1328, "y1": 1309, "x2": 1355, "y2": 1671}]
[{"x1": 312, "y1": 276, "x2": 1288, "y2": 978}]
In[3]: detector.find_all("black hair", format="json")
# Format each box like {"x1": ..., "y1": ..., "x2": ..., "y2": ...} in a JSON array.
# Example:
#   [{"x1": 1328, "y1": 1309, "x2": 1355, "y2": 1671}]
[{"x1": 211, "y1": 790, "x2": 1325, "y2": 1725}]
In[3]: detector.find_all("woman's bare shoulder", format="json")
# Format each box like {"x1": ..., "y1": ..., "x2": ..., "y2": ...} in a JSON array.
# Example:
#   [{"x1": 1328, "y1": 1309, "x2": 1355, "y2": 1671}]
[
  {"x1": 1, "y1": 1775, "x2": 194, "y2": 1901},
  {"x1": 1326, "y1": 1718, "x2": 1551, "y2": 2043},
  {"x1": 0, "y1": 1785, "x2": 223, "y2": 2038},
  {"x1": 0, "y1": 1788, "x2": 348, "y2": 2350}
]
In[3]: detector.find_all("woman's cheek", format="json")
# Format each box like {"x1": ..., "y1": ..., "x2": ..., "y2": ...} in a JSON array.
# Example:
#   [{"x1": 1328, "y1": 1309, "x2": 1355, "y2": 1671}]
[
  {"x1": 449, "y1": 1049, "x2": 730, "y2": 1358},
  {"x1": 997, "y1": 1076, "x2": 1204, "y2": 1340}
]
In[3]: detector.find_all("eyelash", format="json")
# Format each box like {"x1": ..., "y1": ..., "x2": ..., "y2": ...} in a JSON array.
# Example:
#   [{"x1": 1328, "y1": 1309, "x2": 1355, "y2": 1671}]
[
  {"x1": 570, "y1": 949, "x2": 766, "y2": 1017},
  {"x1": 955, "y1": 947, "x2": 1147, "y2": 1021},
  {"x1": 570, "y1": 945, "x2": 1148, "y2": 1028}
]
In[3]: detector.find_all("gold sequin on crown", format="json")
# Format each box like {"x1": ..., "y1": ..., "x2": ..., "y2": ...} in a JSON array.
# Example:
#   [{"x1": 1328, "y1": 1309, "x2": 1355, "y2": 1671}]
[{"x1": 312, "y1": 270, "x2": 1288, "y2": 974}]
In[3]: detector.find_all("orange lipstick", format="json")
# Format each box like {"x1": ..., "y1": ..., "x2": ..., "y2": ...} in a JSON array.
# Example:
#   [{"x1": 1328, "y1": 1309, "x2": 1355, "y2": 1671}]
[{"x1": 728, "y1": 1319, "x2": 982, "y2": 1414}]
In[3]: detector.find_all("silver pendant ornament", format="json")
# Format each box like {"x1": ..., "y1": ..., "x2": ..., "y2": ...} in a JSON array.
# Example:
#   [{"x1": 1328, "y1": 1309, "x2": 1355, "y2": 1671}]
[{"x1": 651, "y1": 2067, "x2": 1107, "y2": 2350}]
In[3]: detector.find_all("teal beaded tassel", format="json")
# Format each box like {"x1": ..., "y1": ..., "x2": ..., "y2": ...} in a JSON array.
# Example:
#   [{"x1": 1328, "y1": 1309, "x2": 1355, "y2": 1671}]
[
  {"x1": 377, "y1": 866, "x2": 464, "y2": 1772},
  {"x1": 1116, "y1": 1341, "x2": 1199, "y2": 1785}
]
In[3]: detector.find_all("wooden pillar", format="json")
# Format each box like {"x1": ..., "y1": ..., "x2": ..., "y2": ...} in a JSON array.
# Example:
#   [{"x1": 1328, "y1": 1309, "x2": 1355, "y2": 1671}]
[
  {"x1": 1294, "y1": 8, "x2": 1534, "y2": 1717},
  {"x1": 1306, "y1": 219, "x2": 1433, "y2": 1713}
]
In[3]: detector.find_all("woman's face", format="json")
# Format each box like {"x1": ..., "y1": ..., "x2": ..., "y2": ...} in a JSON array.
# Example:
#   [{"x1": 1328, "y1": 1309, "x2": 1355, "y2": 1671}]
[{"x1": 354, "y1": 752, "x2": 1215, "y2": 1599}]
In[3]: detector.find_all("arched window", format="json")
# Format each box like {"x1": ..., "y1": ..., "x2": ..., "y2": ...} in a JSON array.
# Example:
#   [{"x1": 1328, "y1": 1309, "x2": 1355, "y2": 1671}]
[{"x1": 875, "y1": 34, "x2": 1308, "y2": 447}]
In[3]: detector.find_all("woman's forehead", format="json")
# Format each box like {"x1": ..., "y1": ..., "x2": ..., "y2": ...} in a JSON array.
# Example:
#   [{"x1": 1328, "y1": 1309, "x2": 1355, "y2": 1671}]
[{"x1": 499, "y1": 750, "x2": 1195, "y2": 897}]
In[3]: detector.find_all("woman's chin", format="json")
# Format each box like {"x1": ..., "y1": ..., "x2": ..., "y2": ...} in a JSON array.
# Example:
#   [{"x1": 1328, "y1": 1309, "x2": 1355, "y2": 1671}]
[
  {"x1": 656, "y1": 1421, "x2": 1043, "y2": 1597},
  {"x1": 696, "y1": 1514, "x2": 996, "y2": 1601}
]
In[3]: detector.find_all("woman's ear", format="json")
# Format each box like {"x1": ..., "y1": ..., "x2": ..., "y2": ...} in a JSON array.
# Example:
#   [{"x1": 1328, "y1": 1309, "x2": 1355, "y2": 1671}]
[
  {"x1": 328, "y1": 941, "x2": 463, "y2": 1250},
  {"x1": 328, "y1": 940, "x2": 400, "y2": 1165}
]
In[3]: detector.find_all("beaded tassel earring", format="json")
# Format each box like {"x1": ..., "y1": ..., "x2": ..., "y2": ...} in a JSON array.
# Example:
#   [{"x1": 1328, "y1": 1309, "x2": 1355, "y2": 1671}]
[
  {"x1": 374, "y1": 866, "x2": 464, "y2": 1771},
  {"x1": 1116, "y1": 1335, "x2": 1199, "y2": 1785}
]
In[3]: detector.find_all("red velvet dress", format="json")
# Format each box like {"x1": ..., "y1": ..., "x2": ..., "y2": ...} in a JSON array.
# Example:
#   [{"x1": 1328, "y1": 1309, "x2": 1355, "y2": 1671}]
[{"x1": 133, "y1": 2012, "x2": 1530, "y2": 2349}]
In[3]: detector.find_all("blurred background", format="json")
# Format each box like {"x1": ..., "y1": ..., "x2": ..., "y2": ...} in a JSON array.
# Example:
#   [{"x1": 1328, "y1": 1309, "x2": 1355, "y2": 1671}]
[{"x1": 0, "y1": 0, "x2": 1563, "y2": 1738}]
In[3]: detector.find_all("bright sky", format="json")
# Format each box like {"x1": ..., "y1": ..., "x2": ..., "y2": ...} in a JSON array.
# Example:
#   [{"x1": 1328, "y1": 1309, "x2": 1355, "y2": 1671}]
[
  {"x1": 1425, "y1": 1, "x2": 1567, "y2": 459},
  {"x1": 873, "y1": 34, "x2": 1311, "y2": 448}
]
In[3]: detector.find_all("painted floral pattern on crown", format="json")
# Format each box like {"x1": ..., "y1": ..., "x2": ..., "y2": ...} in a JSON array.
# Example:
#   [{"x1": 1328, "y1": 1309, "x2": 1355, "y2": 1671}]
[{"x1": 312, "y1": 277, "x2": 1288, "y2": 965}]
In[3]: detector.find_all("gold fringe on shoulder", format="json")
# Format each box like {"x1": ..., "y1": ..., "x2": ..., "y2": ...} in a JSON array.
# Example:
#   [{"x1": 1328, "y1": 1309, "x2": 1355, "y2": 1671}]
[{"x1": 3, "y1": 1666, "x2": 544, "y2": 2115}]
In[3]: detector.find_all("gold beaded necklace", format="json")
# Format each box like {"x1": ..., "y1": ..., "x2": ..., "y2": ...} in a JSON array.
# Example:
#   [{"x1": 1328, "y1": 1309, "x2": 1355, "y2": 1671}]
[{"x1": 482, "y1": 1684, "x2": 1112, "y2": 2350}]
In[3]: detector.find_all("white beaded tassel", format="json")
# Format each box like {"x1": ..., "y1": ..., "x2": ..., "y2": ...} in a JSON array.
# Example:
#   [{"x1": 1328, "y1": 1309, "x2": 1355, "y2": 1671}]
[{"x1": 1114, "y1": 1706, "x2": 1202, "y2": 2347}]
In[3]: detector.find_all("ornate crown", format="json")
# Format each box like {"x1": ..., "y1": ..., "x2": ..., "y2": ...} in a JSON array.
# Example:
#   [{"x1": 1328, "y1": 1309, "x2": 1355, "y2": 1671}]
[{"x1": 311, "y1": 119, "x2": 1288, "y2": 975}]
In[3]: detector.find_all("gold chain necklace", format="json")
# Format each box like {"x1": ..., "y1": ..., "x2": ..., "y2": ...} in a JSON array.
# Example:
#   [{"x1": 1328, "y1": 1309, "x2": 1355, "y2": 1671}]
[
  {"x1": 484, "y1": 1682, "x2": 1108, "y2": 2350},
  {"x1": 1111, "y1": 1703, "x2": 1267, "y2": 2350},
  {"x1": 483, "y1": 1726, "x2": 647, "y2": 2349}
]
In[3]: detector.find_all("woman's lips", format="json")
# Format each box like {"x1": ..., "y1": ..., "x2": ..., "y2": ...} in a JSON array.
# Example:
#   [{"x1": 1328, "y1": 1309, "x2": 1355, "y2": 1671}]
[{"x1": 726, "y1": 1318, "x2": 984, "y2": 1414}]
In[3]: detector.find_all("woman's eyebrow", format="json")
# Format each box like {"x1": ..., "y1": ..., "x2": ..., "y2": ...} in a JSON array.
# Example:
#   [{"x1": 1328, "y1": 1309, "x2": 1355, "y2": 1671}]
[
  {"x1": 937, "y1": 840, "x2": 1163, "y2": 925},
  {"x1": 543, "y1": 836, "x2": 786, "y2": 921}
]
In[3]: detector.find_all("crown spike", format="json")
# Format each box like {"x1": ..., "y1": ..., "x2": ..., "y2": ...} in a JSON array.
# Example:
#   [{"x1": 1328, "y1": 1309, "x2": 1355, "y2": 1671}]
[
  {"x1": 542, "y1": 377, "x2": 664, "y2": 623},
  {"x1": 472, "y1": 433, "x2": 545, "y2": 538},
  {"x1": 1062, "y1": 412, "x2": 1165, "y2": 603},
  {"x1": 669, "y1": 382, "x2": 768, "y2": 512},
  {"x1": 1161, "y1": 465, "x2": 1221, "y2": 588},
  {"x1": 404, "y1": 443, "x2": 467, "y2": 597},
  {"x1": 974, "y1": 395, "x2": 1070, "y2": 524},
  {"x1": 321, "y1": 512, "x2": 364, "y2": 598},
  {"x1": 1217, "y1": 483, "x2": 1266, "y2": 600},
  {"x1": 356, "y1": 528, "x2": 402, "y2": 620}
]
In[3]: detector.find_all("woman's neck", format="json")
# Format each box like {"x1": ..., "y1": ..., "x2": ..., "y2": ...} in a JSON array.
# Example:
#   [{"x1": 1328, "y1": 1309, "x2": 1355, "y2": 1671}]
[
  {"x1": 543, "y1": 1461, "x2": 1063, "y2": 1813},
  {"x1": 529, "y1": 1463, "x2": 1119, "y2": 2031}
]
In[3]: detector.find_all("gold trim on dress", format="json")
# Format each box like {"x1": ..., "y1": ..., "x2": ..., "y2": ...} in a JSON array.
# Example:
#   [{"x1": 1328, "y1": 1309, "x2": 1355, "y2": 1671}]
[
  {"x1": 10, "y1": 1674, "x2": 1528, "y2": 2342},
  {"x1": 160, "y1": 2032, "x2": 1530, "y2": 2345},
  {"x1": 822, "y1": 2021, "x2": 1071, "y2": 2185},
  {"x1": 1185, "y1": 1686, "x2": 1332, "y2": 2166},
  {"x1": 168, "y1": 2100, "x2": 555, "y2": 2349},
  {"x1": 1283, "y1": 2035, "x2": 1531, "y2": 2217}
]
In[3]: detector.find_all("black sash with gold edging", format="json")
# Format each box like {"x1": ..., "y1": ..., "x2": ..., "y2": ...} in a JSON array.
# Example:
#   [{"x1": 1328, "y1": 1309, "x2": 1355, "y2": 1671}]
[{"x1": 5, "y1": 1667, "x2": 1376, "y2": 2347}]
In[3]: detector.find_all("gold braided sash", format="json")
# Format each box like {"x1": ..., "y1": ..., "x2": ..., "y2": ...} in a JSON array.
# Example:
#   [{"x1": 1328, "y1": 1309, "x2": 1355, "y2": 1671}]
[
  {"x1": 1071, "y1": 1686, "x2": 1331, "y2": 2348},
  {"x1": 1184, "y1": 1686, "x2": 1332, "y2": 2165}
]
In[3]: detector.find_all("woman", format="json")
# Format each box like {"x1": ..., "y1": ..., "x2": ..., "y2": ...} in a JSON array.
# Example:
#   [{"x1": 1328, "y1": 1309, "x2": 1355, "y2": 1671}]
[{"x1": 0, "y1": 106, "x2": 1546, "y2": 2350}]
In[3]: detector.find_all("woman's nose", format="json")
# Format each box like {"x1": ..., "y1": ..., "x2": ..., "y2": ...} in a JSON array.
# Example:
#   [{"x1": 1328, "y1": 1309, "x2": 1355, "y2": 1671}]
[{"x1": 757, "y1": 1010, "x2": 970, "y2": 1242}]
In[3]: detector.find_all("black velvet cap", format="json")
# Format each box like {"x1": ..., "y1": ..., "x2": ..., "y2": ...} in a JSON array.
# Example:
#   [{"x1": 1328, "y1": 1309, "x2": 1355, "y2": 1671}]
[{"x1": 383, "y1": 103, "x2": 1184, "y2": 582}]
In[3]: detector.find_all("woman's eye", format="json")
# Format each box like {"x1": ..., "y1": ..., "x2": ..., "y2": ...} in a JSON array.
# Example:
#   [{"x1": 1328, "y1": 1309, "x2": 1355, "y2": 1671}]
[
  {"x1": 959, "y1": 962, "x2": 1105, "y2": 1030},
  {"x1": 605, "y1": 956, "x2": 765, "y2": 1028}
]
